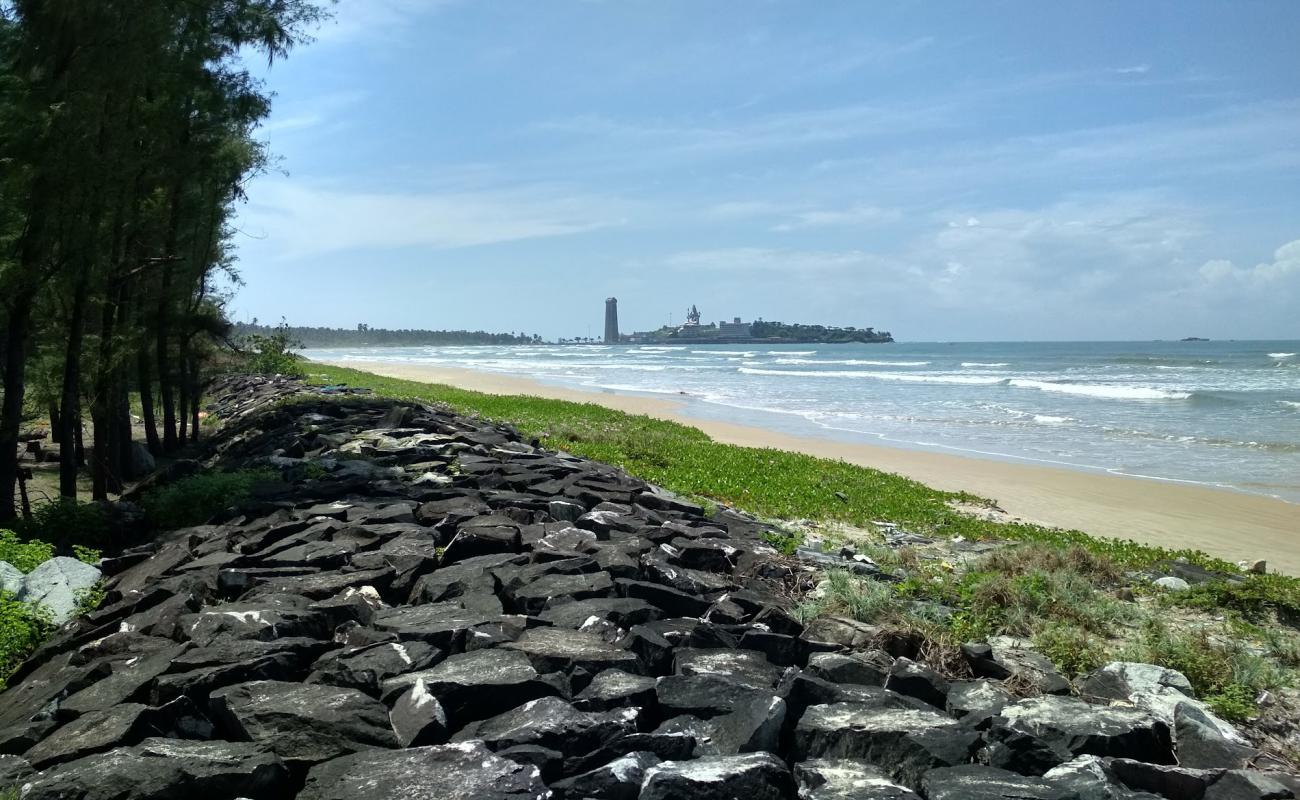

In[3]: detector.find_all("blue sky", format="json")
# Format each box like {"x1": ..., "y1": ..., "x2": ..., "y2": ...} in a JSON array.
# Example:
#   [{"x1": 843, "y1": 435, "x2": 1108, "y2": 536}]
[{"x1": 231, "y1": 0, "x2": 1300, "y2": 341}]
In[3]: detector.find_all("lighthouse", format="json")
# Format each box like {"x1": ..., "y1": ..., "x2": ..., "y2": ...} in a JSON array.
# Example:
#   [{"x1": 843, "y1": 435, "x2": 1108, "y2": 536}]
[{"x1": 604, "y1": 298, "x2": 620, "y2": 344}]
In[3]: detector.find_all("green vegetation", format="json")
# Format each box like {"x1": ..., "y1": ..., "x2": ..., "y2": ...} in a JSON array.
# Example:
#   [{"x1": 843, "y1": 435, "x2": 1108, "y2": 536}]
[
  {"x1": 1, "y1": 590, "x2": 51, "y2": 690},
  {"x1": 0, "y1": 529, "x2": 54, "y2": 572},
  {"x1": 242, "y1": 321, "x2": 308, "y2": 379},
  {"x1": 233, "y1": 321, "x2": 544, "y2": 348},
  {"x1": 1, "y1": 1, "x2": 331, "y2": 521},
  {"x1": 142, "y1": 469, "x2": 278, "y2": 530}
]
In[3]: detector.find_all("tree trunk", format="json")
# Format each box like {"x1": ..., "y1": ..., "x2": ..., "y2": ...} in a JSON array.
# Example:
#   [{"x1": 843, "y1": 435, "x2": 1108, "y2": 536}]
[
  {"x1": 138, "y1": 346, "x2": 161, "y2": 455},
  {"x1": 59, "y1": 273, "x2": 90, "y2": 498},
  {"x1": 157, "y1": 266, "x2": 177, "y2": 451},
  {"x1": 0, "y1": 297, "x2": 33, "y2": 523},
  {"x1": 49, "y1": 403, "x2": 62, "y2": 444},
  {"x1": 177, "y1": 338, "x2": 190, "y2": 444}
]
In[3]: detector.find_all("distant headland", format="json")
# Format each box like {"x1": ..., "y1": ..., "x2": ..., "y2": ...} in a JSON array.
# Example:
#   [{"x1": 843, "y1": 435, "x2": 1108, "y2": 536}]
[{"x1": 566, "y1": 299, "x2": 893, "y2": 345}]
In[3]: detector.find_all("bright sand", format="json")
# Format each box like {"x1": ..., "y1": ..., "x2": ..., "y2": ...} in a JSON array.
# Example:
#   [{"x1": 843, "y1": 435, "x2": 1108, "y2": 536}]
[{"x1": 326, "y1": 360, "x2": 1300, "y2": 574}]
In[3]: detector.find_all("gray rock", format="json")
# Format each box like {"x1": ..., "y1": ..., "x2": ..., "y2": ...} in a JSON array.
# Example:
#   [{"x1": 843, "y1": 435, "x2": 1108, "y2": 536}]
[
  {"x1": 793, "y1": 759, "x2": 922, "y2": 799},
  {"x1": 924, "y1": 764, "x2": 1082, "y2": 800},
  {"x1": 1175, "y1": 702, "x2": 1261, "y2": 769},
  {"x1": 946, "y1": 679, "x2": 1014, "y2": 725},
  {"x1": 1154, "y1": 576, "x2": 1191, "y2": 591},
  {"x1": 298, "y1": 741, "x2": 548, "y2": 800},
  {"x1": 997, "y1": 695, "x2": 1174, "y2": 764},
  {"x1": 674, "y1": 647, "x2": 784, "y2": 689},
  {"x1": 806, "y1": 651, "x2": 891, "y2": 687},
  {"x1": 209, "y1": 679, "x2": 396, "y2": 765},
  {"x1": 1080, "y1": 662, "x2": 1248, "y2": 751},
  {"x1": 380, "y1": 648, "x2": 553, "y2": 726},
  {"x1": 15, "y1": 738, "x2": 290, "y2": 800},
  {"x1": 503, "y1": 627, "x2": 643, "y2": 675},
  {"x1": 641, "y1": 753, "x2": 796, "y2": 800},
  {"x1": 18, "y1": 556, "x2": 102, "y2": 624},
  {"x1": 388, "y1": 678, "x2": 449, "y2": 747},
  {"x1": 552, "y1": 751, "x2": 659, "y2": 800},
  {"x1": 964, "y1": 637, "x2": 1071, "y2": 695},
  {"x1": 884, "y1": 657, "x2": 950, "y2": 709},
  {"x1": 575, "y1": 669, "x2": 658, "y2": 711},
  {"x1": 0, "y1": 560, "x2": 23, "y2": 595},
  {"x1": 128, "y1": 441, "x2": 156, "y2": 478},
  {"x1": 452, "y1": 696, "x2": 639, "y2": 761},
  {"x1": 792, "y1": 702, "x2": 974, "y2": 788}
]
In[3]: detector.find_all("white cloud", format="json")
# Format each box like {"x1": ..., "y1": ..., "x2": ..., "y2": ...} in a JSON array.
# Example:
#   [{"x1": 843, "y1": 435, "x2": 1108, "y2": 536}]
[
  {"x1": 239, "y1": 180, "x2": 622, "y2": 259},
  {"x1": 772, "y1": 205, "x2": 901, "y2": 232},
  {"x1": 1199, "y1": 239, "x2": 1300, "y2": 284},
  {"x1": 663, "y1": 247, "x2": 886, "y2": 273}
]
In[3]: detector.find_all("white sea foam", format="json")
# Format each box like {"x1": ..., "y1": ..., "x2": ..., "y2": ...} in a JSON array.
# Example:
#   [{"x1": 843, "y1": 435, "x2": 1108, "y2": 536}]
[
  {"x1": 961, "y1": 362, "x2": 1010, "y2": 367},
  {"x1": 1033, "y1": 414, "x2": 1074, "y2": 425},
  {"x1": 695, "y1": 350, "x2": 757, "y2": 356},
  {"x1": 1008, "y1": 379, "x2": 1191, "y2": 400},
  {"x1": 1269, "y1": 352, "x2": 1296, "y2": 358},
  {"x1": 1279, "y1": 400, "x2": 1300, "y2": 410},
  {"x1": 738, "y1": 367, "x2": 1006, "y2": 385},
  {"x1": 772, "y1": 358, "x2": 930, "y2": 366},
  {"x1": 769, "y1": 350, "x2": 816, "y2": 355}
]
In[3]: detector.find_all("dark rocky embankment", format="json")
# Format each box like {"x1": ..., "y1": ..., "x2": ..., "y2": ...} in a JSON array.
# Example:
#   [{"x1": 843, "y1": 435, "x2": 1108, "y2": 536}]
[{"x1": 0, "y1": 375, "x2": 1296, "y2": 799}]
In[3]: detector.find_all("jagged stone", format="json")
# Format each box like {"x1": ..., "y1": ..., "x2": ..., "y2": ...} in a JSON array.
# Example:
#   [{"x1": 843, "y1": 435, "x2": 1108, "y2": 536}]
[
  {"x1": 964, "y1": 638, "x2": 1071, "y2": 695},
  {"x1": 22, "y1": 697, "x2": 211, "y2": 769},
  {"x1": 640, "y1": 753, "x2": 796, "y2": 800},
  {"x1": 1175, "y1": 702, "x2": 1262, "y2": 770},
  {"x1": 1080, "y1": 662, "x2": 1249, "y2": 753},
  {"x1": 924, "y1": 764, "x2": 1084, "y2": 800},
  {"x1": 502, "y1": 627, "x2": 643, "y2": 675},
  {"x1": 551, "y1": 750, "x2": 659, "y2": 800},
  {"x1": 538, "y1": 597, "x2": 662, "y2": 629},
  {"x1": 440, "y1": 524, "x2": 521, "y2": 564},
  {"x1": 674, "y1": 647, "x2": 784, "y2": 688},
  {"x1": 298, "y1": 741, "x2": 548, "y2": 800},
  {"x1": 792, "y1": 702, "x2": 975, "y2": 788},
  {"x1": 946, "y1": 679, "x2": 1015, "y2": 726},
  {"x1": 15, "y1": 738, "x2": 290, "y2": 800},
  {"x1": 0, "y1": 561, "x2": 23, "y2": 595},
  {"x1": 380, "y1": 648, "x2": 553, "y2": 726},
  {"x1": 656, "y1": 673, "x2": 774, "y2": 718},
  {"x1": 885, "y1": 657, "x2": 950, "y2": 709},
  {"x1": 996, "y1": 695, "x2": 1174, "y2": 764},
  {"x1": 307, "y1": 640, "x2": 443, "y2": 694},
  {"x1": 574, "y1": 669, "x2": 657, "y2": 712},
  {"x1": 208, "y1": 679, "x2": 396, "y2": 765},
  {"x1": 452, "y1": 696, "x2": 639, "y2": 764},
  {"x1": 807, "y1": 651, "x2": 891, "y2": 686},
  {"x1": 794, "y1": 759, "x2": 922, "y2": 799},
  {"x1": 388, "y1": 678, "x2": 449, "y2": 747},
  {"x1": 510, "y1": 571, "x2": 615, "y2": 614}
]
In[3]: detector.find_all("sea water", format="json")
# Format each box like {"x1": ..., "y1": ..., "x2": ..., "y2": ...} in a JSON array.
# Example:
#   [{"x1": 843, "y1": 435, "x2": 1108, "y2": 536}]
[{"x1": 302, "y1": 341, "x2": 1300, "y2": 504}]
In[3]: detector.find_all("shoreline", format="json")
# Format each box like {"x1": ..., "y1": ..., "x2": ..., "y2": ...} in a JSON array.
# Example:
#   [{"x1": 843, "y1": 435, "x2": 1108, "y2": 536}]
[{"x1": 322, "y1": 359, "x2": 1300, "y2": 574}]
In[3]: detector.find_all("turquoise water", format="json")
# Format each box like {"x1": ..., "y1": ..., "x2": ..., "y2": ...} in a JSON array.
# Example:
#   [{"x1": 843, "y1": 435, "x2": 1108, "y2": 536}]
[{"x1": 304, "y1": 341, "x2": 1300, "y2": 503}]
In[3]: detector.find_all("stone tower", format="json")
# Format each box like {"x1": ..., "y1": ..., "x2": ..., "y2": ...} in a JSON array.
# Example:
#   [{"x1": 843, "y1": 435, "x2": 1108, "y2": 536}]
[{"x1": 604, "y1": 297, "x2": 620, "y2": 344}]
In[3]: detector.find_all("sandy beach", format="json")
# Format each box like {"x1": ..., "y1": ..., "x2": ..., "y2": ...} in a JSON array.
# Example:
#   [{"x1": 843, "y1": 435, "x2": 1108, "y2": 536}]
[{"x1": 326, "y1": 359, "x2": 1300, "y2": 574}]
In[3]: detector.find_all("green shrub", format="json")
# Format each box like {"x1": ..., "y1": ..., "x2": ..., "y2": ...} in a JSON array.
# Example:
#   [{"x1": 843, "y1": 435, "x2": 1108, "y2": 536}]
[
  {"x1": 1, "y1": 591, "x2": 52, "y2": 690},
  {"x1": 1034, "y1": 624, "x2": 1107, "y2": 677},
  {"x1": 0, "y1": 529, "x2": 54, "y2": 572},
  {"x1": 813, "y1": 570, "x2": 902, "y2": 623},
  {"x1": 243, "y1": 320, "x2": 305, "y2": 379},
  {"x1": 17, "y1": 500, "x2": 108, "y2": 554},
  {"x1": 761, "y1": 528, "x2": 802, "y2": 556},
  {"x1": 1204, "y1": 683, "x2": 1258, "y2": 722},
  {"x1": 142, "y1": 469, "x2": 277, "y2": 529}
]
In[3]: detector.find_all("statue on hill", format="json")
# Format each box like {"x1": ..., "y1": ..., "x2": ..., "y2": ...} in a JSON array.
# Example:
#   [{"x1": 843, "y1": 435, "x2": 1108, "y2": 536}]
[{"x1": 685, "y1": 305, "x2": 701, "y2": 326}]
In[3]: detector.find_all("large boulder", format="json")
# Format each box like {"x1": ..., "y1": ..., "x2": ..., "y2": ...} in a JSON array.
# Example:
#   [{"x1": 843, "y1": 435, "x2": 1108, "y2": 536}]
[
  {"x1": 792, "y1": 702, "x2": 975, "y2": 788},
  {"x1": 452, "y1": 696, "x2": 639, "y2": 763},
  {"x1": 1079, "y1": 662, "x2": 1249, "y2": 753},
  {"x1": 14, "y1": 738, "x2": 290, "y2": 800},
  {"x1": 0, "y1": 560, "x2": 23, "y2": 595},
  {"x1": 208, "y1": 680, "x2": 396, "y2": 765},
  {"x1": 18, "y1": 556, "x2": 102, "y2": 624},
  {"x1": 793, "y1": 759, "x2": 922, "y2": 799},
  {"x1": 640, "y1": 753, "x2": 796, "y2": 800},
  {"x1": 995, "y1": 695, "x2": 1174, "y2": 765},
  {"x1": 298, "y1": 741, "x2": 548, "y2": 800}
]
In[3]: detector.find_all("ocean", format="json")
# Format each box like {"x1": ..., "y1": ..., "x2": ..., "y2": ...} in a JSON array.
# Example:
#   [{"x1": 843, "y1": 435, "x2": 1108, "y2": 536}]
[{"x1": 302, "y1": 341, "x2": 1300, "y2": 504}]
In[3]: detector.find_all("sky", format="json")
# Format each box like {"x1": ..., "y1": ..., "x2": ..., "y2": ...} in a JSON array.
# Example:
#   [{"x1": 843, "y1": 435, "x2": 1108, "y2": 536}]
[{"x1": 230, "y1": 0, "x2": 1300, "y2": 342}]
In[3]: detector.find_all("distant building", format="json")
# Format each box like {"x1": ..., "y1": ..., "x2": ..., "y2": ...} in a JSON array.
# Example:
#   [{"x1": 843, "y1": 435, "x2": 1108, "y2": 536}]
[
  {"x1": 604, "y1": 298, "x2": 620, "y2": 344},
  {"x1": 718, "y1": 316, "x2": 752, "y2": 337}
]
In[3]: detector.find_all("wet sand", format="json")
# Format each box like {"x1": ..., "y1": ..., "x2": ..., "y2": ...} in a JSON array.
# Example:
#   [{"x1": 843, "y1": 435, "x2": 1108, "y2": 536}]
[{"x1": 325, "y1": 359, "x2": 1300, "y2": 574}]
